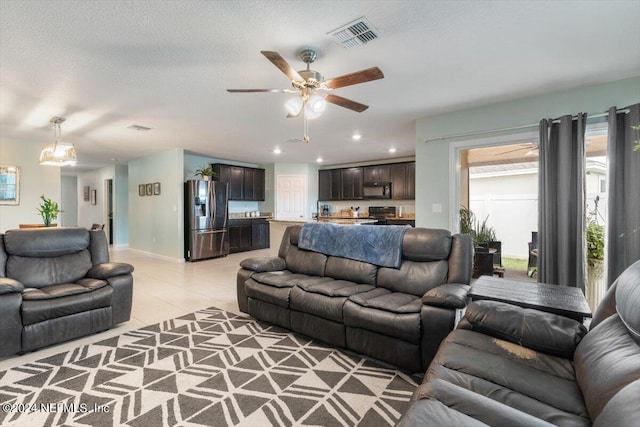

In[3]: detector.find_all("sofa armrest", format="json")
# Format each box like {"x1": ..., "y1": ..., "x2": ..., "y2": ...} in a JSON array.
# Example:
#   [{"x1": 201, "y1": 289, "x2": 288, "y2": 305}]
[
  {"x1": 422, "y1": 284, "x2": 470, "y2": 309},
  {"x1": 0, "y1": 277, "x2": 24, "y2": 295},
  {"x1": 458, "y1": 300, "x2": 587, "y2": 358},
  {"x1": 239, "y1": 256, "x2": 286, "y2": 273},
  {"x1": 87, "y1": 262, "x2": 134, "y2": 279}
]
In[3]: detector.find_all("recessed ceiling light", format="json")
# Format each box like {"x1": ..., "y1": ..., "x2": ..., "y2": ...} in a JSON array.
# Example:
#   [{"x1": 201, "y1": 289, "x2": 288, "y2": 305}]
[
  {"x1": 316, "y1": 157, "x2": 323, "y2": 163},
  {"x1": 352, "y1": 133, "x2": 361, "y2": 141},
  {"x1": 389, "y1": 147, "x2": 397, "y2": 153},
  {"x1": 273, "y1": 147, "x2": 281, "y2": 154}
]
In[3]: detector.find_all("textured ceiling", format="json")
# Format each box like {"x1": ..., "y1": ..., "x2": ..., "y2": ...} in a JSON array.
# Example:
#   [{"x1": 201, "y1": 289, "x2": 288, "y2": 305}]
[{"x1": 1, "y1": 0, "x2": 639, "y2": 172}]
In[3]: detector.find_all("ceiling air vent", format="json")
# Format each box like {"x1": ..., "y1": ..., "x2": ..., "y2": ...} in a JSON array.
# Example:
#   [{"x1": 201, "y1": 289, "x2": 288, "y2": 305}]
[
  {"x1": 128, "y1": 124, "x2": 151, "y2": 131},
  {"x1": 328, "y1": 17, "x2": 380, "y2": 49}
]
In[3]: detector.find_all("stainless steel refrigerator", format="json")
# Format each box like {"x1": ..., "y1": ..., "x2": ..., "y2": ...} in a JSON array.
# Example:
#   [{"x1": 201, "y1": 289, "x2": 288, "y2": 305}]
[{"x1": 185, "y1": 180, "x2": 229, "y2": 261}]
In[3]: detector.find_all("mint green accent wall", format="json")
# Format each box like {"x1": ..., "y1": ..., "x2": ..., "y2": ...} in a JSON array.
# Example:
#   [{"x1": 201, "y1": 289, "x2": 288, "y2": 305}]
[
  {"x1": 114, "y1": 164, "x2": 129, "y2": 245},
  {"x1": 0, "y1": 138, "x2": 61, "y2": 232},
  {"x1": 60, "y1": 175, "x2": 78, "y2": 226},
  {"x1": 129, "y1": 148, "x2": 184, "y2": 260},
  {"x1": 415, "y1": 76, "x2": 640, "y2": 230}
]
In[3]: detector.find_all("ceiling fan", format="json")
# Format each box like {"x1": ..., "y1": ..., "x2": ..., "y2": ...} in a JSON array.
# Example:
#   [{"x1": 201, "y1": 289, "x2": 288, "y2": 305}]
[
  {"x1": 227, "y1": 49, "x2": 384, "y2": 142},
  {"x1": 495, "y1": 143, "x2": 539, "y2": 157}
]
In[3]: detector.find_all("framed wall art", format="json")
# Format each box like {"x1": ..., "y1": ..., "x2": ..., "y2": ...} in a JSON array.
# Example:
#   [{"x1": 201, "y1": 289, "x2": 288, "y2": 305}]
[
  {"x1": 139, "y1": 184, "x2": 145, "y2": 196},
  {"x1": 145, "y1": 183, "x2": 153, "y2": 196},
  {"x1": 84, "y1": 186, "x2": 90, "y2": 201},
  {"x1": 153, "y1": 182, "x2": 161, "y2": 195},
  {"x1": 90, "y1": 189, "x2": 97, "y2": 205},
  {"x1": 0, "y1": 165, "x2": 20, "y2": 205}
]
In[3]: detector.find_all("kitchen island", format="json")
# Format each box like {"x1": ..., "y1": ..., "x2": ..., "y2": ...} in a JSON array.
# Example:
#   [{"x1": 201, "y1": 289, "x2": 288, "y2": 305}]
[{"x1": 268, "y1": 218, "x2": 378, "y2": 255}]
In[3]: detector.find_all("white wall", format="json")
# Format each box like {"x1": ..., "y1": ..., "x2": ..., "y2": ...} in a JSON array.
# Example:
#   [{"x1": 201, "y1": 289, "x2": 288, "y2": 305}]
[
  {"x1": 0, "y1": 138, "x2": 61, "y2": 232},
  {"x1": 60, "y1": 175, "x2": 78, "y2": 227},
  {"x1": 129, "y1": 148, "x2": 184, "y2": 260},
  {"x1": 77, "y1": 165, "x2": 115, "y2": 229},
  {"x1": 415, "y1": 76, "x2": 640, "y2": 230},
  {"x1": 114, "y1": 164, "x2": 129, "y2": 245}
]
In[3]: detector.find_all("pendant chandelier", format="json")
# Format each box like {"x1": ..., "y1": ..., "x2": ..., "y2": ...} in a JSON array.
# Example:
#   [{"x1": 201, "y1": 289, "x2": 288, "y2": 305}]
[{"x1": 39, "y1": 116, "x2": 77, "y2": 166}]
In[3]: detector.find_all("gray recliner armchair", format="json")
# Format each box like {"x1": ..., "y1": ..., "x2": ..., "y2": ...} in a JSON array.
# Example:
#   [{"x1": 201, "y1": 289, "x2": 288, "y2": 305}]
[{"x1": 0, "y1": 227, "x2": 134, "y2": 356}]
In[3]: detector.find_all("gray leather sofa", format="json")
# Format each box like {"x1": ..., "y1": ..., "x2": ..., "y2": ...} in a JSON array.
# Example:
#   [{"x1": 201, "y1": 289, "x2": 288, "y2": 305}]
[
  {"x1": 237, "y1": 224, "x2": 473, "y2": 372},
  {"x1": 0, "y1": 227, "x2": 134, "y2": 356},
  {"x1": 399, "y1": 259, "x2": 640, "y2": 427}
]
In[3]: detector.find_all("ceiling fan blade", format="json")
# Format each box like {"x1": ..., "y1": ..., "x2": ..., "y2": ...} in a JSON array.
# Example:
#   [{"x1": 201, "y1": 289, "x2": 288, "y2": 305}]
[
  {"x1": 324, "y1": 67, "x2": 384, "y2": 89},
  {"x1": 261, "y1": 51, "x2": 303, "y2": 82},
  {"x1": 227, "y1": 89, "x2": 285, "y2": 93},
  {"x1": 325, "y1": 94, "x2": 369, "y2": 113}
]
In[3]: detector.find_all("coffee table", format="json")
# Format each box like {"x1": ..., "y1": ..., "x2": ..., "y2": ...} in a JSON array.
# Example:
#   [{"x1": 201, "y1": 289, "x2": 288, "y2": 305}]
[{"x1": 469, "y1": 276, "x2": 592, "y2": 322}]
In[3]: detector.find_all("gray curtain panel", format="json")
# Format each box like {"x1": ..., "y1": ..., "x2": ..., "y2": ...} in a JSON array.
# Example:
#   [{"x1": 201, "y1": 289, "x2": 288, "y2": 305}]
[
  {"x1": 606, "y1": 103, "x2": 640, "y2": 287},
  {"x1": 538, "y1": 114, "x2": 587, "y2": 289}
]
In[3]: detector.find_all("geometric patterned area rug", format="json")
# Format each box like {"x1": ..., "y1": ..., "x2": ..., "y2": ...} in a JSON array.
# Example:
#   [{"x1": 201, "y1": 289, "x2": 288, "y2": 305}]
[{"x1": 0, "y1": 307, "x2": 420, "y2": 426}]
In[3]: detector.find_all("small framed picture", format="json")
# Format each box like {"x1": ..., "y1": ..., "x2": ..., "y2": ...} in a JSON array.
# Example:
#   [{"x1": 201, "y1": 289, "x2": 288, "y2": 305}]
[
  {"x1": 153, "y1": 182, "x2": 161, "y2": 195},
  {"x1": 139, "y1": 184, "x2": 145, "y2": 196},
  {"x1": 90, "y1": 189, "x2": 97, "y2": 205},
  {"x1": 84, "y1": 186, "x2": 90, "y2": 201},
  {"x1": 145, "y1": 183, "x2": 153, "y2": 196}
]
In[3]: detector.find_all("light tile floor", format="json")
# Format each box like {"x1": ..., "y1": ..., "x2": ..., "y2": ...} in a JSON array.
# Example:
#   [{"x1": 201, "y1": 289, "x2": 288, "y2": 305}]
[{"x1": 0, "y1": 247, "x2": 269, "y2": 371}]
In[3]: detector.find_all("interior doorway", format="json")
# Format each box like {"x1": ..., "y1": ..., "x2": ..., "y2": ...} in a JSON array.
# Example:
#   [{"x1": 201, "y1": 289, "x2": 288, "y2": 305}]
[
  {"x1": 276, "y1": 175, "x2": 306, "y2": 220},
  {"x1": 104, "y1": 179, "x2": 114, "y2": 245}
]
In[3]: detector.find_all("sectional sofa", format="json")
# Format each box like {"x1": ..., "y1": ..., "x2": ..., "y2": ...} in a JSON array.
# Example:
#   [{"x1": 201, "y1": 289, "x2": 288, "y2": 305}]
[{"x1": 237, "y1": 223, "x2": 473, "y2": 372}]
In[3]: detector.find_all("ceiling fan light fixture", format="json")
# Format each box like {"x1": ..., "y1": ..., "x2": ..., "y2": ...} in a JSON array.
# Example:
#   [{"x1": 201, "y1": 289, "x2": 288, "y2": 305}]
[
  {"x1": 307, "y1": 95, "x2": 326, "y2": 114},
  {"x1": 285, "y1": 97, "x2": 303, "y2": 116},
  {"x1": 39, "y1": 116, "x2": 78, "y2": 166}
]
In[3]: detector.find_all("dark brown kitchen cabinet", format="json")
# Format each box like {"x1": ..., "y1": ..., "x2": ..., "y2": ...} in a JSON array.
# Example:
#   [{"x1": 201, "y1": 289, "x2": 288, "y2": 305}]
[
  {"x1": 243, "y1": 168, "x2": 265, "y2": 201},
  {"x1": 341, "y1": 167, "x2": 363, "y2": 200},
  {"x1": 212, "y1": 164, "x2": 265, "y2": 201},
  {"x1": 251, "y1": 218, "x2": 269, "y2": 250},
  {"x1": 228, "y1": 219, "x2": 252, "y2": 253},
  {"x1": 319, "y1": 169, "x2": 342, "y2": 201},
  {"x1": 391, "y1": 162, "x2": 415, "y2": 200},
  {"x1": 363, "y1": 165, "x2": 390, "y2": 184}
]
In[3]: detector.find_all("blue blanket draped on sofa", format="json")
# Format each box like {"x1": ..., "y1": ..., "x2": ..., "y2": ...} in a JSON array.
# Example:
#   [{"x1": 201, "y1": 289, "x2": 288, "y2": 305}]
[{"x1": 298, "y1": 222, "x2": 410, "y2": 268}]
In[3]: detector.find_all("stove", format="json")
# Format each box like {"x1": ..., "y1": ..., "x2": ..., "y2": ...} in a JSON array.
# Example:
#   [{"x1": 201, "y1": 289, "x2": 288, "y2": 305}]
[{"x1": 368, "y1": 206, "x2": 397, "y2": 225}]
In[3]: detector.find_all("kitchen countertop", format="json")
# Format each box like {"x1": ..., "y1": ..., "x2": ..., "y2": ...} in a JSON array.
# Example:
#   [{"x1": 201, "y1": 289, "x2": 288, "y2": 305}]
[{"x1": 229, "y1": 215, "x2": 273, "y2": 220}]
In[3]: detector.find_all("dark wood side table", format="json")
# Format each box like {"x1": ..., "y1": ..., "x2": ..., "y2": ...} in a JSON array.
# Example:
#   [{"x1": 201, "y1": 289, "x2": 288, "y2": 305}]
[{"x1": 469, "y1": 276, "x2": 592, "y2": 322}]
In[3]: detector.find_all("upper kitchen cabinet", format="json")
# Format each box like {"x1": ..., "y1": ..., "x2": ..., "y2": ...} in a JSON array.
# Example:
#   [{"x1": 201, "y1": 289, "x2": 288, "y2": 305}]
[
  {"x1": 390, "y1": 162, "x2": 415, "y2": 200},
  {"x1": 243, "y1": 167, "x2": 265, "y2": 201},
  {"x1": 212, "y1": 164, "x2": 265, "y2": 201},
  {"x1": 363, "y1": 165, "x2": 390, "y2": 184},
  {"x1": 341, "y1": 167, "x2": 363, "y2": 200},
  {"x1": 319, "y1": 169, "x2": 343, "y2": 201}
]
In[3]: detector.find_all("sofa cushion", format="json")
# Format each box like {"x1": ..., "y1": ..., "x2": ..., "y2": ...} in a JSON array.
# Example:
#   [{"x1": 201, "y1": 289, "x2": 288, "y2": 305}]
[
  {"x1": 22, "y1": 278, "x2": 107, "y2": 300},
  {"x1": 291, "y1": 277, "x2": 375, "y2": 322},
  {"x1": 250, "y1": 271, "x2": 309, "y2": 288},
  {"x1": 425, "y1": 329, "x2": 590, "y2": 425},
  {"x1": 574, "y1": 313, "x2": 640, "y2": 421},
  {"x1": 324, "y1": 256, "x2": 377, "y2": 285},
  {"x1": 344, "y1": 289, "x2": 422, "y2": 343},
  {"x1": 285, "y1": 246, "x2": 327, "y2": 276},
  {"x1": 7, "y1": 250, "x2": 93, "y2": 288},
  {"x1": 22, "y1": 284, "x2": 112, "y2": 326},
  {"x1": 614, "y1": 260, "x2": 640, "y2": 343},
  {"x1": 4, "y1": 227, "x2": 90, "y2": 257},
  {"x1": 377, "y1": 260, "x2": 448, "y2": 296},
  {"x1": 402, "y1": 228, "x2": 452, "y2": 262}
]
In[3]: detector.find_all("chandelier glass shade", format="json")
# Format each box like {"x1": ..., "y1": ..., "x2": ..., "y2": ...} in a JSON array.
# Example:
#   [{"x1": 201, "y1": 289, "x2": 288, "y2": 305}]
[{"x1": 39, "y1": 117, "x2": 77, "y2": 166}]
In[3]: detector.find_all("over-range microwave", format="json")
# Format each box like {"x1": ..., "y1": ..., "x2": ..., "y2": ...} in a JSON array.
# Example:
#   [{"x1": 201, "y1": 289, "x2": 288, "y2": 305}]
[{"x1": 363, "y1": 181, "x2": 391, "y2": 199}]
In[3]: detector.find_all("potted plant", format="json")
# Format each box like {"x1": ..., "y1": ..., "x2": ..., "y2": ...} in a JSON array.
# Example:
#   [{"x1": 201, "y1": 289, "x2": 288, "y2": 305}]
[
  {"x1": 37, "y1": 194, "x2": 60, "y2": 227},
  {"x1": 585, "y1": 196, "x2": 605, "y2": 310},
  {"x1": 195, "y1": 165, "x2": 216, "y2": 181}
]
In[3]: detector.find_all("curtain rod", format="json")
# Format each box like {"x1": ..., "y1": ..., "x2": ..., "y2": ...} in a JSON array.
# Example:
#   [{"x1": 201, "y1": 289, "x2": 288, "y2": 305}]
[{"x1": 423, "y1": 108, "x2": 630, "y2": 143}]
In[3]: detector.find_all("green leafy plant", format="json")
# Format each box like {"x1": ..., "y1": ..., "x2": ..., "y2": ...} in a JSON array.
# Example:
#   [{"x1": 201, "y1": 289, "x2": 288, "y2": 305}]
[
  {"x1": 586, "y1": 221, "x2": 605, "y2": 262},
  {"x1": 195, "y1": 165, "x2": 216, "y2": 179},
  {"x1": 459, "y1": 206, "x2": 497, "y2": 247},
  {"x1": 632, "y1": 124, "x2": 640, "y2": 151},
  {"x1": 37, "y1": 194, "x2": 60, "y2": 227}
]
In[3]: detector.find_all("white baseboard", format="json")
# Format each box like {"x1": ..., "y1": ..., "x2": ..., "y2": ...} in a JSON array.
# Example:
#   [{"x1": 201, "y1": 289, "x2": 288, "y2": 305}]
[{"x1": 127, "y1": 247, "x2": 186, "y2": 263}]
